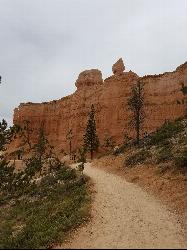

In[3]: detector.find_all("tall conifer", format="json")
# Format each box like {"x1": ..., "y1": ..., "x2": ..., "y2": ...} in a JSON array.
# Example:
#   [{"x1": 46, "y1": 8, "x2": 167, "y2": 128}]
[
  {"x1": 84, "y1": 105, "x2": 99, "y2": 160},
  {"x1": 127, "y1": 80, "x2": 145, "y2": 145}
]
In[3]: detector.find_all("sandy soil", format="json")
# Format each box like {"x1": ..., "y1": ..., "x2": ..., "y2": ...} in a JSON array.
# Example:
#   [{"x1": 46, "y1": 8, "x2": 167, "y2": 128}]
[
  {"x1": 58, "y1": 163, "x2": 187, "y2": 249},
  {"x1": 93, "y1": 155, "x2": 187, "y2": 224}
]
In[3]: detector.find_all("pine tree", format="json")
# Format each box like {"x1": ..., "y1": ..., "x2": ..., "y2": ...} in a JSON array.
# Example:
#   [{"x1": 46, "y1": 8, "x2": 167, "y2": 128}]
[
  {"x1": 34, "y1": 126, "x2": 48, "y2": 161},
  {"x1": 127, "y1": 80, "x2": 145, "y2": 146},
  {"x1": 0, "y1": 119, "x2": 8, "y2": 151},
  {"x1": 19, "y1": 120, "x2": 33, "y2": 149},
  {"x1": 0, "y1": 119, "x2": 17, "y2": 151},
  {"x1": 84, "y1": 104, "x2": 99, "y2": 160},
  {"x1": 66, "y1": 129, "x2": 73, "y2": 160}
]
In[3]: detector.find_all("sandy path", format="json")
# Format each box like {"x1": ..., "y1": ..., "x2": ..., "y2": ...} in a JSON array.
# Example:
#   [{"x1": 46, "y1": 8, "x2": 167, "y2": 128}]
[{"x1": 58, "y1": 163, "x2": 186, "y2": 249}]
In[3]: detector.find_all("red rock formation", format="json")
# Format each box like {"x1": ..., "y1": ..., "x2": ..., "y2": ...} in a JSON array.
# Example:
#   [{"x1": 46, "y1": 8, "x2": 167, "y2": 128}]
[
  {"x1": 112, "y1": 58, "x2": 125, "y2": 75},
  {"x1": 12, "y1": 59, "x2": 187, "y2": 154},
  {"x1": 75, "y1": 69, "x2": 103, "y2": 90}
]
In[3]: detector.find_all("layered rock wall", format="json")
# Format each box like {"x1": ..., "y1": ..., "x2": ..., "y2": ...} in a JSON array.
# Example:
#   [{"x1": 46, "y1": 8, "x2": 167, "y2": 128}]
[{"x1": 13, "y1": 59, "x2": 187, "y2": 153}]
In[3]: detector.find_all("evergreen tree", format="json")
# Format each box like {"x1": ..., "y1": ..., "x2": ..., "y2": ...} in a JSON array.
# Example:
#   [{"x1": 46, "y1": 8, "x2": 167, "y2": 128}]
[
  {"x1": 0, "y1": 119, "x2": 19, "y2": 193},
  {"x1": 0, "y1": 119, "x2": 9, "y2": 151},
  {"x1": 77, "y1": 147, "x2": 87, "y2": 163},
  {"x1": 34, "y1": 126, "x2": 48, "y2": 161},
  {"x1": 0, "y1": 119, "x2": 18, "y2": 152},
  {"x1": 19, "y1": 120, "x2": 33, "y2": 149},
  {"x1": 84, "y1": 105, "x2": 99, "y2": 160},
  {"x1": 127, "y1": 80, "x2": 145, "y2": 146},
  {"x1": 66, "y1": 129, "x2": 73, "y2": 160}
]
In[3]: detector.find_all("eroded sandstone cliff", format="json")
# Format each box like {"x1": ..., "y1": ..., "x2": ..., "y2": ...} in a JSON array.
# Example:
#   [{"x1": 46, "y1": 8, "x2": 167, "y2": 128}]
[{"x1": 12, "y1": 59, "x2": 187, "y2": 154}]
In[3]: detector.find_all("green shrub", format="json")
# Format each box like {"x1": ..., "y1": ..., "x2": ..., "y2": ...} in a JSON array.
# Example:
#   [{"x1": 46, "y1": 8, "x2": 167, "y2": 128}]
[
  {"x1": 125, "y1": 149, "x2": 151, "y2": 167},
  {"x1": 156, "y1": 147, "x2": 173, "y2": 164},
  {"x1": 77, "y1": 147, "x2": 86, "y2": 163},
  {"x1": 159, "y1": 139, "x2": 172, "y2": 148},
  {"x1": 0, "y1": 159, "x2": 17, "y2": 195},
  {"x1": 114, "y1": 145, "x2": 125, "y2": 155},
  {"x1": 0, "y1": 119, "x2": 89, "y2": 248},
  {"x1": 103, "y1": 136, "x2": 115, "y2": 150},
  {"x1": 0, "y1": 160, "x2": 90, "y2": 249},
  {"x1": 149, "y1": 120, "x2": 184, "y2": 146},
  {"x1": 155, "y1": 164, "x2": 170, "y2": 175},
  {"x1": 174, "y1": 147, "x2": 187, "y2": 169}
]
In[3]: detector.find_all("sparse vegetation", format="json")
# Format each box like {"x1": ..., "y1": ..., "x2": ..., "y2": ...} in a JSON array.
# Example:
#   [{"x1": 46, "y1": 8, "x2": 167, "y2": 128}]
[
  {"x1": 123, "y1": 116, "x2": 187, "y2": 172},
  {"x1": 0, "y1": 119, "x2": 90, "y2": 249},
  {"x1": 157, "y1": 149, "x2": 172, "y2": 164},
  {"x1": 174, "y1": 147, "x2": 187, "y2": 169},
  {"x1": 148, "y1": 120, "x2": 184, "y2": 146},
  {"x1": 155, "y1": 141, "x2": 173, "y2": 164},
  {"x1": 114, "y1": 133, "x2": 133, "y2": 155},
  {"x1": 123, "y1": 133, "x2": 133, "y2": 148},
  {"x1": 103, "y1": 135, "x2": 116, "y2": 151},
  {"x1": 0, "y1": 162, "x2": 90, "y2": 249},
  {"x1": 125, "y1": 149, "x2": 151, "y2": 167},
  {"x1": 155, "y1": 163, "x2": 171, "y2": 175}
]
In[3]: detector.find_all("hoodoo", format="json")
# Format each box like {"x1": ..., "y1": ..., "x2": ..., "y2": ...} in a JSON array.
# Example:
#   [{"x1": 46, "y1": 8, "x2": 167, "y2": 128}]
[{"x1": 112, "y1": 58, "x2": 125, "y2": 75}]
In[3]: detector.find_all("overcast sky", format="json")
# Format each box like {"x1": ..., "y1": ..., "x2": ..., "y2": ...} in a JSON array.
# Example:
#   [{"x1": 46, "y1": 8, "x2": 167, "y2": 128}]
[{"x1": 0, "y1": 0, "x2": 187, "y2": 125}]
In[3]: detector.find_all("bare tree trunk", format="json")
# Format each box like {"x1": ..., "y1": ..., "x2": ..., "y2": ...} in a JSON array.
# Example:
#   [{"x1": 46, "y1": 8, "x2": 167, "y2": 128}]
[
  {"x1": 91, "y1": 150, "x2": 93, "y2": 160},
  {"x1": 136, "y1": 123, "x2": 140, "y2": 146},
  {"x1": 69, "y1": 140, "x2": 72, "y2": 160}
]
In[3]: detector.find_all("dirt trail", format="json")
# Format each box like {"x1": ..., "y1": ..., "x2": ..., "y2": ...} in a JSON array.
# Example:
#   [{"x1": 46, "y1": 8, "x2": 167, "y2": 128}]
[{"x1": 59, "y1": 162, "x2": 187, "y2": 249}]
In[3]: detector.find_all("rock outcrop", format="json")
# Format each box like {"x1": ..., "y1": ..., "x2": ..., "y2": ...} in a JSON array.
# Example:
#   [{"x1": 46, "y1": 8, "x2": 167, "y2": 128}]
[
  {"x1": 12, "y1": 58, "x2": 187, "y2": 154},
  {"x1": 75, "y1": 69, "x2": 103, "y2": 90},
  {"x1": 112, "y1": 58, "x2": 125, "y2": 75}
]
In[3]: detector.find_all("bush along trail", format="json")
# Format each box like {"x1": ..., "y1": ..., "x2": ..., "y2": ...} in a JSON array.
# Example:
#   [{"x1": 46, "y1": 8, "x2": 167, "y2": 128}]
[
  {"x1": 0, "y1": 159, "x2": 90, "y2": 249},
  {"x1": 0, "y1": 121, "x2": 90, "y2": 249}
]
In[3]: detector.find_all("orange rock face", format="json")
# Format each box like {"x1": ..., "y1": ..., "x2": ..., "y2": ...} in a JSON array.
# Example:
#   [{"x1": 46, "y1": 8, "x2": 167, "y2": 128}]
[{"x1": 13, "y1": 59, "x2": 187, "y2": 153}]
